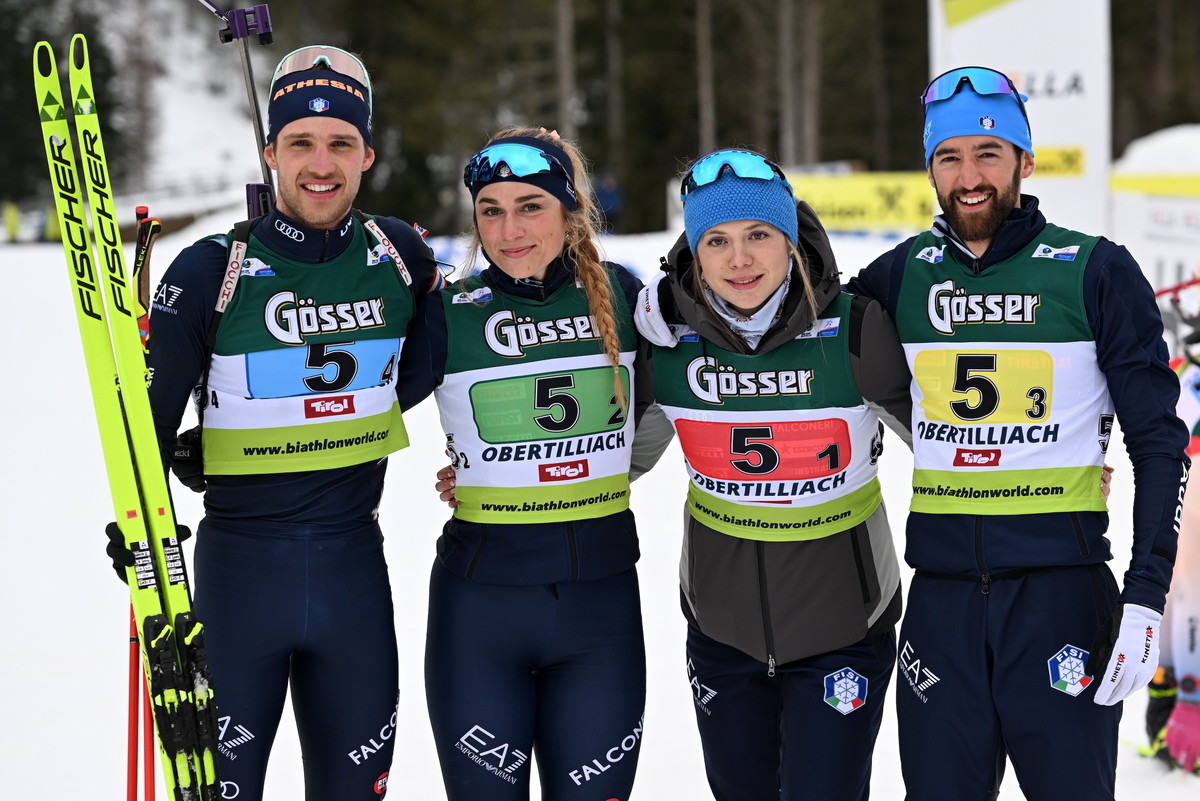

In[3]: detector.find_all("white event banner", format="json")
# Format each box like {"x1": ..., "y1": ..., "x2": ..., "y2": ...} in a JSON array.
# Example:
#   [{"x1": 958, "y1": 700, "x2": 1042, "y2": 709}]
[{"x1": 928, "y1": 0, "x2": 1112, "y2": 235}]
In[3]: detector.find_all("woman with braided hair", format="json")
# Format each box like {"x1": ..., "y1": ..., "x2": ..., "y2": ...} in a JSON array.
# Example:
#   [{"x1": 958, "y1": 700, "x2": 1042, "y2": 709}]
[{"x1": 395, "y1": 127, "x2": 669, "y2": 800}]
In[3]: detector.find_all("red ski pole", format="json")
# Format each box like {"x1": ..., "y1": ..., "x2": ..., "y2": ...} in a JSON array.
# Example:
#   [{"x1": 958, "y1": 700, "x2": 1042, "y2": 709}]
[
  {"x1": 127, "y1": 608, "x2": 139, "y2": 801},
  {"x1": 144, "y1": 670, "x2": 155, "y2": 801},
  {"x1": 1155, "y1": 275, "x2": 1200, "y2": 299}
]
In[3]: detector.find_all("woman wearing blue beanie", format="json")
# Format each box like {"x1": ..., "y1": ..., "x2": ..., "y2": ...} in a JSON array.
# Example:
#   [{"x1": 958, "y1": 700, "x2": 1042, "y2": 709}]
[{"x1": 634, "y1": 148, "x2": 913, "y2": 801}]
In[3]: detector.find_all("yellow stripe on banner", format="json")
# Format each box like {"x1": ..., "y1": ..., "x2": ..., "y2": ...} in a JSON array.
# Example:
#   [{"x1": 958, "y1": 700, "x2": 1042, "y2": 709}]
[
  {"x1": 1110, "y1": 174, "x2": 1200, "y2": 198},
  {"x1": 788, "y1": 172, "x2": 935, "y2": 233},
  {"x1": 1031, "y1": 147, "x2": 1086, "y2": 177},
  {"x1": 943, "y1": 0, "x2": 1017, "y2": 27}
]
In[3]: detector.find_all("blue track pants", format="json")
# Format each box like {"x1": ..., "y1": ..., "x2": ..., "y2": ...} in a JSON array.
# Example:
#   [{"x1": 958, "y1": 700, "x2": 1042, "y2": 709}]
[
  {"x1": 424, "y1": 562, "x2": 646, "y2": 801},
  {"x1": 896, "y1": 566, "x2": 1122, "y2": 800},
  {"x1": 685, "y1": 624, "x2": 896, "y2": 801},
  {"x1": 194, "y1": 520, "x2": 400, "y2": 801}
]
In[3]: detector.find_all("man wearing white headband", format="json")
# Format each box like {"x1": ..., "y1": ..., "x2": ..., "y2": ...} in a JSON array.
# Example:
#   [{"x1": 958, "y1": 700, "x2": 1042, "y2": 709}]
[
  {"x1": 132, "y1": 45, "x2": 444, "y2": 800},
  {"x1": 848, "y1": 66, "x2": 1190, "y2": 799}
]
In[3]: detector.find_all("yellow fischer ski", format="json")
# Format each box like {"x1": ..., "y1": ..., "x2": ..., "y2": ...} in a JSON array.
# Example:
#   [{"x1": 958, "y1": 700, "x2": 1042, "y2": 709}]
[{"x1": 34, "y1": 34, "x2": 219, "y2": 801}]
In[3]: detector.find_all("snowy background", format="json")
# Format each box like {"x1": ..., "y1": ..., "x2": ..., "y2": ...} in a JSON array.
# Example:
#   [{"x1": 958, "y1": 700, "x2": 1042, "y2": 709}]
[
  {"x1": 4, "y1": 24, "x2": 1199, "y2": 801},
  {"x1": 4, "y1": 228, "x2": 1197, "y2": 799}
]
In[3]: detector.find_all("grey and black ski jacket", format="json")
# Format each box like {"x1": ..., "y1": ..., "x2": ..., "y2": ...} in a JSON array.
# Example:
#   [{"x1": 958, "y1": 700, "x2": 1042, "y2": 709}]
[{"x1": 638, "y1": 200, "x2": 913, "y2": 666}]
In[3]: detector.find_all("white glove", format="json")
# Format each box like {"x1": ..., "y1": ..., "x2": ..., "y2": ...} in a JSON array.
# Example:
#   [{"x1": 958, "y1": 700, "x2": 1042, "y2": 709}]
[
  {"x1": 633, "y1": 273, "x2": 677, "y2": 347},
  {"x1": 1090, "y1": 603, "x2": 1162, "y2": 706}
]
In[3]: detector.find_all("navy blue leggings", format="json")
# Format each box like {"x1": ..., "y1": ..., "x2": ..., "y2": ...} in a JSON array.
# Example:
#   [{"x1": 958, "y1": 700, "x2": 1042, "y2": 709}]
[
  {"x1": 424, "y1": 562, "x2": 647, "y2": 801},
  {"x1": 193, "y1": 520, "x2": 400, "y2": 801},
  {"x1": 896, "y1": 566, "x2": 1122, "y2": 800},
  {"x1": 686, "y1": 625, "x2": 896, "y2": 801}
]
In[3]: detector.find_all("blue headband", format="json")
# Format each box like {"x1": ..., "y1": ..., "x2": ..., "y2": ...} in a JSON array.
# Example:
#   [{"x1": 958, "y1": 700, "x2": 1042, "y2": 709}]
[
  {"x1": 267, "y1": 68, "x2": 373, "y2": 146},
  {"x1": 923, "y1": 89, "x2": 1033, "y2": 164},
  {"x1": 683, "y1": 172, "x2": 798, "y2": 254}
]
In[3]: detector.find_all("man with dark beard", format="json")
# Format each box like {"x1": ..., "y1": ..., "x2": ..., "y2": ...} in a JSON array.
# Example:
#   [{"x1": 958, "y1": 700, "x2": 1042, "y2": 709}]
[{"x1": 847, "y1": 66, "x2": 1190, "y2": 799}]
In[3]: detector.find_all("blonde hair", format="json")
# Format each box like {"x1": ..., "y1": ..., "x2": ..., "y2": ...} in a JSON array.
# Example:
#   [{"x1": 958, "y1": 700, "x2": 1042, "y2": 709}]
[{"x1": 465, "y1": 126, "x2": 627, "y2": 409}]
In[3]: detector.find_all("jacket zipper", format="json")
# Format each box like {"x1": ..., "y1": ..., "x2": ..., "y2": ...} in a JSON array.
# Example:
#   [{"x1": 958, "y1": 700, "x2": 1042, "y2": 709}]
[
  {"x1": 850, "y1": 525, "x2": 871, "y2": 603},
  {"x1": 755, "y1": 541, "x2": 777, "y2": 676},
  {"x1": 567, "y1": 520, "x2": 579, "y2": 582},
  {"x1": 466, "y1": 523, "x2": 489, "y2": 579},
  {"x1": 974, "y1": 516, "x2": 991, "y2": 595},
  {"x1": 319, "y1": 228, "x2": 332, "y2": 262},
  {"x1": 1070, "y1": 512, "x2": 1090, "y2": 556}
]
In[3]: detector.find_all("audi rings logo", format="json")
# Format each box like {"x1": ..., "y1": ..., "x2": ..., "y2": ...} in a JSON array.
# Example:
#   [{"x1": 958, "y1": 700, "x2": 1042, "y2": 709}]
[
  {"x1": 275, "y1": 219, "x2": 305, "y2": 241},
  {"x1": 221, "y1": 780, "x2": 240, "y2": 799}
]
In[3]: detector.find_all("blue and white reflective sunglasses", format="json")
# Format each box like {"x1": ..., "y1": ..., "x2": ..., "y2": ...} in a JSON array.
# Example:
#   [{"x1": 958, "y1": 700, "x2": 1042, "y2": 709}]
[
  {"x1": 680, "y1": 149, "x2": 792, "y2": 202},
  {"x1": 272, "y1": 45, "x2": 372, "y2": 111},
  {"x1": 921, "y1": 66, "x2": 1029, "y2": 118},
  {"x1": 462, "y1": 143, "x2": 573, "y2": 189}
]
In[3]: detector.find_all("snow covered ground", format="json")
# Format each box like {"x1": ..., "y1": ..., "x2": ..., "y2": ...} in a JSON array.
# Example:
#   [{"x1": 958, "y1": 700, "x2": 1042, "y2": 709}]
[
  {"x1": 3, "y1": 219, "x2": 1197, "y2": 799},
  {"x1": 8, "y1": 12, "x2": 1199, "y2": 791}
]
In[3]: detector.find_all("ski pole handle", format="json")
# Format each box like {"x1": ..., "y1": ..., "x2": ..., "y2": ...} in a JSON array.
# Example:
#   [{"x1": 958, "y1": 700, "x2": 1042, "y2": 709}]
[{"x1": 133, "y1": 206, "x2": 162, "y2": 354}]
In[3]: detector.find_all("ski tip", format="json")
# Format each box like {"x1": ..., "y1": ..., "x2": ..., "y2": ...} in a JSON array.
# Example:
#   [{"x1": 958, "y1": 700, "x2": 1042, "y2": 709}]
[
  {"x1": 32, "y1": 41, "x2": 56, "y2": 79},
  {"x1": 69, "y1": 34, "x2": 88, "y2": 72}
]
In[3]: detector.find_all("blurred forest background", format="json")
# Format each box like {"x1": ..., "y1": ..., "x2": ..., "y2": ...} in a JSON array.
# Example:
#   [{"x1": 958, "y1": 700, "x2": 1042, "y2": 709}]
[{"x1": 7, "y1": 0, "x2": 1200, "y2": 235}]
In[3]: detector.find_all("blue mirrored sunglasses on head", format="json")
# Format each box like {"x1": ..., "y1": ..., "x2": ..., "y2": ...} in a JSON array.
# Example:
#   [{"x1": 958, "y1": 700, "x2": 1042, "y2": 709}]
[
  {"x1": 922, "y1": 66, "x2": 1026, "y2": 107},
  {"x1": 680, "y1": 149, "x2": 792, "y2": 201},
  {"x1": 272, "y1": 45, "x2": 373, "y2": 110},
  {"x1": 463, "y1": 143, "x2": 571, "y2": 189}
]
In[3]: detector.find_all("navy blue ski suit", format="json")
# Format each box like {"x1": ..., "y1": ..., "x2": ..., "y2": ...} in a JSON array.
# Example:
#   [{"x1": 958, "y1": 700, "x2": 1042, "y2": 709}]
[
  {"x1": 848, "y1": 195, "x2": 1190, "y2": 799},
  {"x1": 148, "y1": 207, "x2": 442, "y2": 801},
  {"x1": 396, "y1": 257, "x2": 658, "y2": 801}
]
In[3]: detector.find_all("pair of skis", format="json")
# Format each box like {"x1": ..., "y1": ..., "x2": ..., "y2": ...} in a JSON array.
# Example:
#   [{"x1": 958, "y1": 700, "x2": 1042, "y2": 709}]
[{"x1": 34, "y1": 34, "x2": 220, "y2": 801}]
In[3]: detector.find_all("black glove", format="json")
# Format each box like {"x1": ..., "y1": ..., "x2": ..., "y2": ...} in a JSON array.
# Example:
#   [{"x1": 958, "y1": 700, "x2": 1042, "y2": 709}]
[
  {"x1": 172, "y1": 425, "x2": 206, "y2": 492},
  {"x1": 104, "y1": 521, "x2": 193, "y2": 584},
  {"x1": 105, "y1": 522, "x2": 135, "y2": 582}
]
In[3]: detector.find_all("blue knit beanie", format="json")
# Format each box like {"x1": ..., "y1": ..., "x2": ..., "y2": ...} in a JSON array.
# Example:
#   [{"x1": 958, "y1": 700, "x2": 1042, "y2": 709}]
[
  {"x1": 923, "y1": 88, "x2": 1032, "y2": 164},
  {"x1": 683, "y1": 172, "x2": 798, "y2": 254},
  {"x1": 267, "y1": 67, "x2": 372, "y2": 147}
]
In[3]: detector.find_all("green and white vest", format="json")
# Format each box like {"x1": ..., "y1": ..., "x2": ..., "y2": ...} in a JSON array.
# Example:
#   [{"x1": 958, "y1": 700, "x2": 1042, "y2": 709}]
[
  {"x1": 653, "y1": 294, "x2": 884, "y2": 540},
  {"x1": 436, "y1": 275, "x2": 637, "y2": 524},
  {"x1": 202, "y1": 222, "x2": 414, "y2": 474},
  {"x1": 896, "y1": 225, "x2": 1111, "y2": 514}
]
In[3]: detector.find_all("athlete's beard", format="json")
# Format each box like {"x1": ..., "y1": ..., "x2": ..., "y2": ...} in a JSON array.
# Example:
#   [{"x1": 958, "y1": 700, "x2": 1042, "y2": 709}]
[{"x1": 935, "y1": 161, "x2": 1022, "y2": 244}]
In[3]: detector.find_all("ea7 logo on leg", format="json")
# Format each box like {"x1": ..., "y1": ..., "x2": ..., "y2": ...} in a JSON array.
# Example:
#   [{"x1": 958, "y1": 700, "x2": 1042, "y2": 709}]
[
  {"x1": 823, "y1": 667, "x2": 868, "y2": 715},
  {"x1": 216, "y1": 715, "x2": 256, "y2": 759},
  {"x1": 898, "y1": 640, "x2": 941, "y2": 703},
  {"x1": 456, "y1": 725, "x2": 529, "y2": 784},
  {"x1": 687, "y1": 658, "x2": 718, "y2": 715},
  {"x1": 1047, "y1": 644, "x2": 1092, "y2": 696}
]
